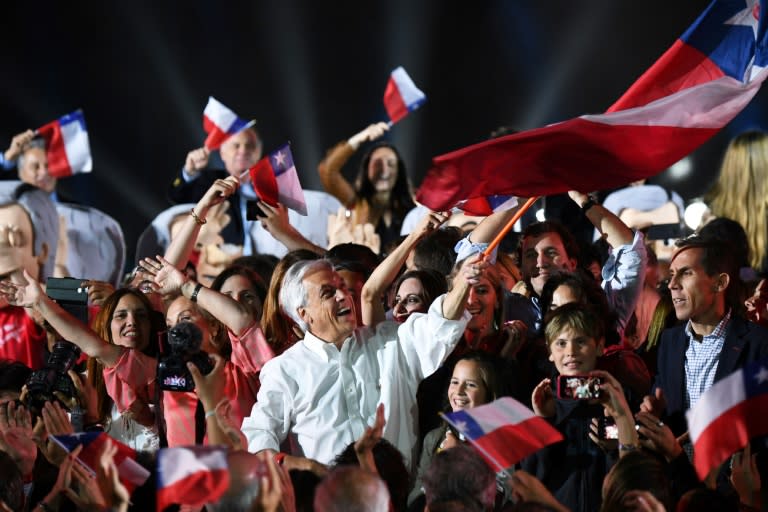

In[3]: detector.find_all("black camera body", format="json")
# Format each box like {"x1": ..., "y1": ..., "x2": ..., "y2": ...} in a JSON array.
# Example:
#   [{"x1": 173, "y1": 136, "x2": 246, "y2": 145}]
[
  {"x1": 157, "y1": 322, "x2": 214, "y2": 392},
  {"x1": 45, "y1": 277, "x2": 89, "y2": 325},
  {"x1": 26, "y1": 340, "x2": 81, "y2": 414}
]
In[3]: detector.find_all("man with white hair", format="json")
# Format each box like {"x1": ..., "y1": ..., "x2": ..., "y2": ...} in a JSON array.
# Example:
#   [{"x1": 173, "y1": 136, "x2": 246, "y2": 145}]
[{"x1": 241, "y1": 255, "x2": 485, "y2": 469}]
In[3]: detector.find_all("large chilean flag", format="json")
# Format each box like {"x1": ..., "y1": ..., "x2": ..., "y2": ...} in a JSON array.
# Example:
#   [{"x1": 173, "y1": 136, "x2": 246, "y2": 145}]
[{"x1": 416, "y1": 0, "x2": 768, "y2": 211}]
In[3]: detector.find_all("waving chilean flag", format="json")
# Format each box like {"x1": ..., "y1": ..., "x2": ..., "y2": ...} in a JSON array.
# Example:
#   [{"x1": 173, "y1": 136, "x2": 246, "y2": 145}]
[
  {"x1": 384, "y1": 66, "x2": 426, "y2": 124},
  {"x1": 202, "y1": 96, "x2": 254, "y2": 150},
  {"x1": 36, "y1": 110, "x2": 92, "y2": 178},
  {"x1": 156, "y1": 446, "x2": 229, "y2": 511},
  {"x1": 687, "y1": 357, "x2": 768, "y2": 480},
  {"x1": 441, "y1": 397, "x2": 563, "y2": 472},
  {"x1": 416, "y1": 0, "x2": 768, "y2": 211}
]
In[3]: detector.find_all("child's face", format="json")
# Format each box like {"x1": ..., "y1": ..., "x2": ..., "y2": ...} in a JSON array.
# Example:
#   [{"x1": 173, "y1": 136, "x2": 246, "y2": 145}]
[{"x1": 548, "y1": 326, "x2": 603, "y2": 376}]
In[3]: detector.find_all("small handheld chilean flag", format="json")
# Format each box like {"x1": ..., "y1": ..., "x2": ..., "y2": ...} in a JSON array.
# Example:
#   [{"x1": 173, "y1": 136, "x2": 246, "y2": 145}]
[
  {"x1": 156, "y1": 446, "x2": 229, "y2": 511},
  {"x1": 249, "y1": 143, "x2": 308, "y2": 215},
  {"x1": 202, "y1": 96, "x2": 254, "y2": 150},
  {"x1": 441, "y1": 397, "x2": 563, "y2": 472},
  {"x1": 383, "y1": 66, "x2": 426, "y2": 124},
  {"x1": 51, "y1": 432, "x2": 150, "y2": 494},
  {"x1": 36, "y1": 109, "x2": 92, "y2": 178}
]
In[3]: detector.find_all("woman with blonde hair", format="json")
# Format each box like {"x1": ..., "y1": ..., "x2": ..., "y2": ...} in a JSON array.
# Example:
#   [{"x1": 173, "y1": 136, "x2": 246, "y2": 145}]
[{"x1": 707, "y1": 130, "x2": 768, "y2": 271}]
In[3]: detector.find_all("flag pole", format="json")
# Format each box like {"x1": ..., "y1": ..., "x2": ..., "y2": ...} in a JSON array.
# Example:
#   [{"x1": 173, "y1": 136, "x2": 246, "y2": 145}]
[{"x1": 482, "y1": 196, "x2": 539, "y2": 257}]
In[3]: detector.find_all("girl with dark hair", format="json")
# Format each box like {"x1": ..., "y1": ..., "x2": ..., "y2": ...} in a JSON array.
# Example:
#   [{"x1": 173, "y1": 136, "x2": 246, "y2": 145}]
[
  {"x1": 409, "y1": 351, "x2": 510, "y2": 509},
  {"x1": 318, "y1": 122, "x2": 416, "y2": 248}
]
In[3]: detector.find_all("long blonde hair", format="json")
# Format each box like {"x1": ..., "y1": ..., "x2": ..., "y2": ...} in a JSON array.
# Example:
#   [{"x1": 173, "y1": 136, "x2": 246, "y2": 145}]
[{"x1": 707, "y1": 131, "x2": 768, "y2": 270}]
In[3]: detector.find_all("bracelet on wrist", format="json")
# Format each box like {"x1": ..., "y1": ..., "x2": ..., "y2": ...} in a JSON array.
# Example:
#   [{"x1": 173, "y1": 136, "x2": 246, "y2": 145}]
[
  {"x1": 189, "y1": 208, "x2": 207, "y2": 225},
  {"x1": 618, "y1": 442, "x2": 638, "y2": 452},
  {"x1": 580, "y1": 197, "x2": 599, "y2": 214},
  {"x1": 189, "y1": 282, "x2": 203, "y2": 303}
]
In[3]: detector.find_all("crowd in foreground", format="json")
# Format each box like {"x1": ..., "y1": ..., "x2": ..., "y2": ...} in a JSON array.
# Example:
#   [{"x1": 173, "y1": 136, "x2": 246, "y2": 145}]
[{"x1": 0, "y1": 123, "x2": 767, "y2": 511}]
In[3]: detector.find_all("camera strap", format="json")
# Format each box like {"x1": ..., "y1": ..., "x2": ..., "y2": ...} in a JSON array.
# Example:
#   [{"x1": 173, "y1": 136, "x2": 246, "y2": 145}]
[{"x1": 195, "y1": 399, "x2": 206, "y2": 444}]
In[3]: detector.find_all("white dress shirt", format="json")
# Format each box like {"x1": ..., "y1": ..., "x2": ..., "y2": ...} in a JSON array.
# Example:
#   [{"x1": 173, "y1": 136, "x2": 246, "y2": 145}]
[{"x1": 241, "y1": 294, "x2": 469, "y2": 466}]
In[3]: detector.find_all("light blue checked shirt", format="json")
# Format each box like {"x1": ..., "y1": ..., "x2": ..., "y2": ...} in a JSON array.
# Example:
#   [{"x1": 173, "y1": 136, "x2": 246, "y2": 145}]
[{"x1": 684, "y1": 309, "x2": 732, "y2": 410}]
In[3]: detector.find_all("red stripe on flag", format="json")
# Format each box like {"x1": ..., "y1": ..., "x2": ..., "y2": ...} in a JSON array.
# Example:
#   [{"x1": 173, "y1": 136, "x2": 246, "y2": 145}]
[
  {"x1": 384, "y1": 79, "x2": 409, "y2": 123},
  {"x1": 608, "y1": 40, "x2": 726, "y2": 112},
  {"x1": 250, "y1": 158, "x2": 279, "y2": 207},
  {"x1": 471, "y1": 417, "x2": 564, "y2": 471},
  {"x1": 416, "y1": 120, "x2": 717, "y2": 211},
  {"x1": 157, "y1": 468, "x2": 230, "y2": 511},
  {"x1": 692, "y1": 392, "x2": 768, "y2": 480},
  {"x1": 37, "y1": 121, "x2": 74, "y2": 178},
  {"x1": 204, "y1": 124, "x2": 229, "y2": 151}
]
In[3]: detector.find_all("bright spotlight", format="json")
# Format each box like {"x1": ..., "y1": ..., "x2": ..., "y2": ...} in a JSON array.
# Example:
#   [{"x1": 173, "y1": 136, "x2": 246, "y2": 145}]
[
  {"x1": 668, "y1": 157, "x2": 693, "y2": 180},
  {"x1": 684, "y1": 199, "x2": 709, "y2": 230},
  {"x1": 535, "y1": 208, "x2": 546, "y2": 222}
]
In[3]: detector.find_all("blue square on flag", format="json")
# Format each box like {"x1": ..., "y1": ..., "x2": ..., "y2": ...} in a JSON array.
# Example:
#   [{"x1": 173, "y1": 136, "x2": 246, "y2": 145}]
[{"x1": 270, "y1": 144, "x2": 294, "y2": 177}]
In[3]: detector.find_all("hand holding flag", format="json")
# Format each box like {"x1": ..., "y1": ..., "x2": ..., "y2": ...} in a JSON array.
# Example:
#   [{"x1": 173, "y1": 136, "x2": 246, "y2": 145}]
[
  {"x1": 36, "y1": 109, "x2": 92, "y2": 178},
  {"x1": 441, "y1": 396, "x2": 563, "y2": 472},
  {"x1": 248, "y1": 143, "x2": 308, "y2": 215},
  {"x1": 202, "y1": 96, "x2": 255, "y2": 150},
  {"x1": 383, "y1": 66, "x2": 426, "y2": 125},
  {"x1": 51, "y1": 432, "x2": 150, "y2": 495}
]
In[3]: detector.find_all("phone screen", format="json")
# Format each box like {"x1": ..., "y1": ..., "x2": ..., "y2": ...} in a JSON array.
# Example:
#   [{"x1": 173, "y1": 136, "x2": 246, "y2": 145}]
[{"x1": 556, "y1": 375, "x2": 603, "y2": 399}]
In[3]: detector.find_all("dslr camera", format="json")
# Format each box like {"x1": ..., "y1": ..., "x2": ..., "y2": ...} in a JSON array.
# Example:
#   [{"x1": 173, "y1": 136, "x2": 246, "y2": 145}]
[
  {"x1": 157, "y1": 322, "x2": 214, "y2": 392},
  {"x1": 25, "y1": 278, "x2": 87, "y2": 414}
]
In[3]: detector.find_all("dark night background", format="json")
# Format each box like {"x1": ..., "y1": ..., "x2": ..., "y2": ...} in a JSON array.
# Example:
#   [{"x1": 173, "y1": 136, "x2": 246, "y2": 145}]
[{"x1": 2, "y1": 0, "x2": 766, "y2": 266}]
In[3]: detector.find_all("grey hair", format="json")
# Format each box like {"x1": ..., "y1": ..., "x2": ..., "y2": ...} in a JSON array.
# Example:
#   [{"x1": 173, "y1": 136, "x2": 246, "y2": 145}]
[
  {"x1": 0, "y1": 181, "x2": 58, "y2": 280},
  {"x1": 279, "y1": 259, "x2": 334, "y2": 332},
  {"x1": 16, "y1": 138, "x2": 46, "y2": 169}
]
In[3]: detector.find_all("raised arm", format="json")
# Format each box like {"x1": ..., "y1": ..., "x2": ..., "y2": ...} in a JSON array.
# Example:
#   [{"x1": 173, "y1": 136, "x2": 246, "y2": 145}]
[
  {"x1": 256, "y1": 200, "x2": 324, "y2": 255},
  {"x1": 360, "y1": 210, "x2": 450, "y2": 325},
  {"x1": 317, "y1": 123, "x2": 389, "y2": 207},
  {"x1": 148, "y1": 256, "x2": 255, "y2": 337},
  {"x1": 442, "y1": 253, "x2": 487, "y2": 320},
  {"x1": 0, "y1": 271, "x2": 123, "y2": 366},
  {"x1": 164, "y1": 176, "x2": 240, "y2": 268},
  {"x1": 569, "y1": 191, "x2": 633, "y2": 248},
  {"x1": 464, "y1": 198, "x2": 526, "y2": 244}
]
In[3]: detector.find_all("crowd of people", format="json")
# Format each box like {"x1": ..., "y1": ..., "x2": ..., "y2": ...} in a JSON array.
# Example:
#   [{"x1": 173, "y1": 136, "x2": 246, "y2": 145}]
[{"x1": 0, "y1": 121, "x2": 766, "y2": 512}]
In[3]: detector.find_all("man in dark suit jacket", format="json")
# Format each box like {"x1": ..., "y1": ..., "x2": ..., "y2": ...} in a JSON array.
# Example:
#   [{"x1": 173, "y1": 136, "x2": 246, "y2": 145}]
[
  {"x1": 643, "y1": 236, "x2": 768, "y2": 435},
  {"x1": 167, "y1": 127, "x2": 262, "y2": 246}
]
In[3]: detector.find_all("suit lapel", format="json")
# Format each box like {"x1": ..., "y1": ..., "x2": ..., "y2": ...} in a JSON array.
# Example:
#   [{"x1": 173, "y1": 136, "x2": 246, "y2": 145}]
[{"x1": 715, "y1": 316, "x2": 748, "y2": 381}]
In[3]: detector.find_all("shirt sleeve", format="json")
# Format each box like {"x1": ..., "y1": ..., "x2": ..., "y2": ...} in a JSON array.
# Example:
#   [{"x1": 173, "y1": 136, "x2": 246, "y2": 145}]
[
  {"x1": 181, "y1": 167, "x2": 200, "y2": 182},
  {"x1": 241, "y1": 358, "x2": 293, "y2": 453},
  {"x1": 602, "y1": 230, "x2": 647, "y2": 337},
  {"x1": 396, "y1": 294, "x2": 470, "y2": 381},
  {"x1": 229, "y1": 322, "x2": 274, "y2": 375},
  {"x1": 102, "y1": 349, "x2": 157, "y2": 414},
  {"x1": 0, "y1": 152, "x2": 15, "y2": 171}
]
